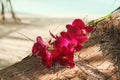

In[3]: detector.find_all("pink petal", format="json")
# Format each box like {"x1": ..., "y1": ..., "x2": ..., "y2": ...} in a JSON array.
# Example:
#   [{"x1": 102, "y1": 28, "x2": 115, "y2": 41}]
[
  {"x1": 60, "y1": 32, "x2": 70, "y2": 40},
  {"x1": 32, "y1": 43, "x2": 38, "y2": 54},
  {"x1": 74, "y1": 43, "x2": 82, "y2": 51},
  {"x1": 37, "y1": 36, "x2": 50, "y2": 47},
  {"x1": 66, "y1": 24, "x2": 72, "y2": 29},
  {"x1": 84, "y1": 27, "x2": 94, "y2": 33},
  {"x1": 45, "y1": 51, "x2": 52, "y2": 67},
  {"x1": 68, "y1": 61, "x2": 75, "y2": 68},
  {"x1": 36, "y1": 36, "x2": 42, "y2": 42},
  {"x1": 77, "y1": 36, "x2": 89, "y2": 43},
  {"x1": 72, "y1": 19, "x2": 85, "y2": 28},
  {"x1": 54, "y1": 37, "x2": 69, "y2": 48}
]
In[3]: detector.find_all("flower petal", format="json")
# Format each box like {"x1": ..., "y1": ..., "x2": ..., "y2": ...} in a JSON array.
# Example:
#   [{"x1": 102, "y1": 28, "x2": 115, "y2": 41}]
[
  {"x1": 45, "y1": 51, "x2": 52, "y2": 68},
  {"x1": 75, "y1": 43, "x2": 82, "y2": 51},
  {"x1": 66, "y1": 24, "x2": 72, "y2": 29},
  {"x1": 72, "y1": 19, "x2": 85, "y2": 28},
  {"x1": 32, "y1": 43, "x2": 39, "y2": 54},
  {"x1": 77, "y1": 36, "x2": 89, "y2": 43},
  {"x1": 84, "y1": 27, "x2": 94, "y2": 33}
]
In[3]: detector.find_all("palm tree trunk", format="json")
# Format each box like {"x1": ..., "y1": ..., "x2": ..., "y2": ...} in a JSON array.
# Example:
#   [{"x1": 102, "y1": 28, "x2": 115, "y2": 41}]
[
  {"x1": 0, "y1": 8, "x2": 119, "y2": 80},
  {"x1": 0, "y1": 0, "x2": 5, "y2": 21},
  {"x1": 7, "y1": 0, "x2": 20, "y2": 22},
  {"x1": 7, "y1": 0, "x2": 16, "y2": 19}
]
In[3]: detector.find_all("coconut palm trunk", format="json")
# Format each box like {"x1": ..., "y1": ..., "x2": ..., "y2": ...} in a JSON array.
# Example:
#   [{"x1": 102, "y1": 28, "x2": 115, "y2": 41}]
[
  {"x1": 0, "y1": 8, "x2": 119, "y2": 80},
  {"x1": 0, "y1": 0, "x2": 5, "y2": 21},
  {"x1": 7, "y1": 0, "x2": 15, "y2": 19},
  {"x1": 0, "y1": 0, "x2": 20, "y2": 22}
]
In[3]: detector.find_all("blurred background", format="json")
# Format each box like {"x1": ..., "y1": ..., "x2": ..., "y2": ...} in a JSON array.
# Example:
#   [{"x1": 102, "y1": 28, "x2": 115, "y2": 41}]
[
  {"x1": 0, "y1": 0, "x2": 119, "y2": 70},
  {"x1": 12, "y1": 0, "x2": 120, "y2": 18}
]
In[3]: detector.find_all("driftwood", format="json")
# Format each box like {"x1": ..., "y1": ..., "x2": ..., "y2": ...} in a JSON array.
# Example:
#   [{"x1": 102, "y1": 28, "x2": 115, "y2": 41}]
[{"x1": 0, "y1": 12, "x2": 120, "y2": 80}]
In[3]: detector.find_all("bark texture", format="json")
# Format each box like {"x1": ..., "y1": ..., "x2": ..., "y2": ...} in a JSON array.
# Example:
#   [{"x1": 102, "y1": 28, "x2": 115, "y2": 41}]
[{"x1": 0, "y1": 13, "x2": 120, "y2": 80}]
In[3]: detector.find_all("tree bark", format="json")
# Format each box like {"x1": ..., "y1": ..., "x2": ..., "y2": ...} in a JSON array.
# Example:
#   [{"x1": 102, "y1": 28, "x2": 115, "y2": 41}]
[
  {"x1": 0, "y1": 11, "x2": 119, "y2": 80},
  {"x1": 0, "y1": 46, "x2": 109, "y2": 80}
]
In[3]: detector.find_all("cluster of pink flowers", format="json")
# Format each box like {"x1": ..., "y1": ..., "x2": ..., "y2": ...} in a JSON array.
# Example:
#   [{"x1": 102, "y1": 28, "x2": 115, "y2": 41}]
[{"x1": 32, "y1": 19, "x2": 93, "y2": 68}]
